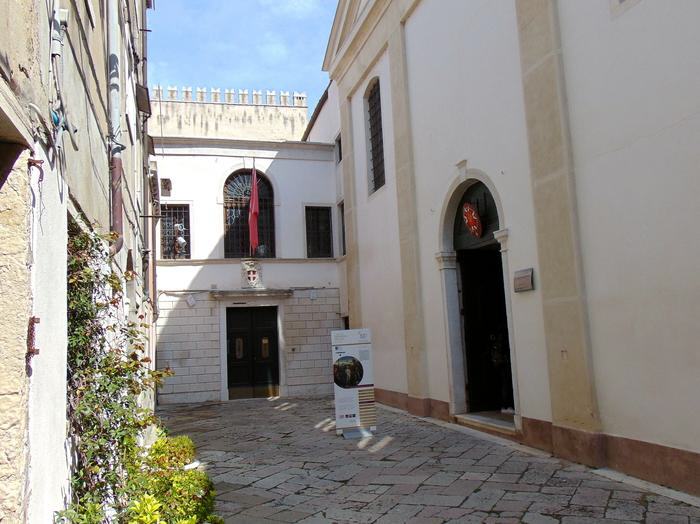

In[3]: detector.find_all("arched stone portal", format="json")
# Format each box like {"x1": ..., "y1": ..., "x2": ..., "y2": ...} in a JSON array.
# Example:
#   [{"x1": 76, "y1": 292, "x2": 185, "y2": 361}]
[
  {"x1": 437, "y1": 168, "x2": 520, "y2": 428},
  {"x1": 455, "y1": 182, "x2": 514, "y2": 415}
]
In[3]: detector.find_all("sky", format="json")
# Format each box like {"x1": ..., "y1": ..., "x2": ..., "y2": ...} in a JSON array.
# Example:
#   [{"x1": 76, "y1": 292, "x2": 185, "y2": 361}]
[{"x1": 147, "y1": 0, "x2": 338, "y2": 114}]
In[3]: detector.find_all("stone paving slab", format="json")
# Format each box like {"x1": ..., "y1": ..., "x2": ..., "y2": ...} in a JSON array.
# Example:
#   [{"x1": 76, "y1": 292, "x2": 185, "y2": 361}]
[{"x1": 158, "y1": 397, "x2": 700, "y2": 523}]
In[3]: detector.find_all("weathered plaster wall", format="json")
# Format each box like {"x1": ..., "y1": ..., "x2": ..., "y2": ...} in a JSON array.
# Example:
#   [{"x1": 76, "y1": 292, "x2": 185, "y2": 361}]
[
  {"x1": 152, "y1": 99, "x2": 308, "y2": 142},
  {"x1": 0, "y1": 1, "x2": 51, "y2": 116},
  {"x1": 0, "y1": 155, "x2": 32, "y2": 524},
  {"x1": 1, "y1": 1, "x2": 154, "y2": 520}
]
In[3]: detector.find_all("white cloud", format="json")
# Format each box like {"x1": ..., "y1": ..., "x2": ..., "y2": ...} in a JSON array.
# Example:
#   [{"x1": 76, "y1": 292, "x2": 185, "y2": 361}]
[{"x1": 257, "y1": 0, "x2": 320, "y2": 18}]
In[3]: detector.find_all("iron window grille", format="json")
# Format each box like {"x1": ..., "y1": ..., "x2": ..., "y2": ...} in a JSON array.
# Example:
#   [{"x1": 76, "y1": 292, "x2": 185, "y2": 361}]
[
  {"x1": 160, "y1": 204, "x2": 191, "y2": 259},
  {"x1": 367, "y1": 80, "x2": 385, "y2": 192},
  {"x1": 305, "y1": 206, "x2": 333, "y2": 258},
  {"x1": 224, "y1": 170, "x2": 275, "y2": 258}
]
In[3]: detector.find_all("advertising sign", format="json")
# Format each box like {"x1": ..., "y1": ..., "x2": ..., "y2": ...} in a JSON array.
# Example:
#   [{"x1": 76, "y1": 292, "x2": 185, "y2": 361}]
[{"x1": 331, "y1": 329, "x2": 376, "y2": 434}]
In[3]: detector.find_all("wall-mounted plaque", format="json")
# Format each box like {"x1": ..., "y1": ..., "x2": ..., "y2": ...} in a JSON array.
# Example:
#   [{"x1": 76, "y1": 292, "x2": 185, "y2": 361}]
[{"x1": 514, "y1": 268, "x2": 534, "y2": 292}]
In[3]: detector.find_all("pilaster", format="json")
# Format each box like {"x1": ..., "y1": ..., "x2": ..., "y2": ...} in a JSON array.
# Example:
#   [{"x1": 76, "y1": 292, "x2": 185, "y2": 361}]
[
  {"x1": 515, "y1": 0, "x2": 602, "y2": 462},
  {"x1": 388, "y1": 23, "x2": 428, "y2": 405}
]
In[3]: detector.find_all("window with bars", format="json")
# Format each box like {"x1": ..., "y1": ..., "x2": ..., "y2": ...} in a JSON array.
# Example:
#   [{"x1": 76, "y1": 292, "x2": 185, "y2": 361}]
[
  {"x1": 160, "y1": 204, "x2": 191, "y2": 259},
  {"x1": 305, "y1": 206, "x2": 333, "y2": 258},
  {"x1": 224, "y1": 170, "x2": 275, "y2": 258},
  {"x1": 366, "y1": 80, "x2": 385, "y2": 193}
]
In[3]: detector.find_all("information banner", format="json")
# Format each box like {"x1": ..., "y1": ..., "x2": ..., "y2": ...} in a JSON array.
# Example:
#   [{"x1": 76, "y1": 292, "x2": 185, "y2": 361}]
[{"x1": 331, "y1": 329, "x2": 376, "y2": 433}]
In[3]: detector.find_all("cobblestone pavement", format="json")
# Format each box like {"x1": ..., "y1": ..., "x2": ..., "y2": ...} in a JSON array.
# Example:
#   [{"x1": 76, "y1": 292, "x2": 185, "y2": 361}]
[{"x1": 158, "y1": 398, "x2": 700, "y2": 523}]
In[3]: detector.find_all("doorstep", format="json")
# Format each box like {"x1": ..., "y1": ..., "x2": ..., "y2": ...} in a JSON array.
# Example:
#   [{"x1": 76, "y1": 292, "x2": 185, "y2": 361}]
[{"x1": 453, "y1": 411, "x2": 517, "y2": 438}]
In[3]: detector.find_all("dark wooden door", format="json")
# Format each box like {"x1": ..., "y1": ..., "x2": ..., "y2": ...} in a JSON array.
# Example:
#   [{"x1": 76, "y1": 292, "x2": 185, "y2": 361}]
[
  {"x1": 459, "y1": 248, "x2": 514, "y2": 413},
  {"x1": 226, "y1": 307, "x2": 279, "y2": 399}
]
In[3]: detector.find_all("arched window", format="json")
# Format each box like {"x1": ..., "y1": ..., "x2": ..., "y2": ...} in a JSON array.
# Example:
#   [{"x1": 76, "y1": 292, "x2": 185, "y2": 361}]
[{"x1": 224, "y1": 170, "x2": 275, "y2": 258}]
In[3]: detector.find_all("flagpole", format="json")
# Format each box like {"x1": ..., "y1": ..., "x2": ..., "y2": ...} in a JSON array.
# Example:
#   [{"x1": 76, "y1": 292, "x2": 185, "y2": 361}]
[{"x1": 248, "y1": 157, "x2": 259, "y2": 259}]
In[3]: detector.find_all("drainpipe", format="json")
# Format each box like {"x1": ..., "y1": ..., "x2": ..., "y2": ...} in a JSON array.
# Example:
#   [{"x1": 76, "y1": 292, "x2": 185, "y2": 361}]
[{"x1": 108, "y1": 0, "x2": 124, "y2": 255}]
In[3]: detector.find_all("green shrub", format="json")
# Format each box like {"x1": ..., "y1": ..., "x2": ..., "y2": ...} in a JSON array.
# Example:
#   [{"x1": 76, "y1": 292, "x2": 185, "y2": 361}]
[
  {"x1": 58, "y1": 226, "x2": 220, "y2": 523},
  {"x1": 144, "y1": 470, "x2": 216, "y2": 523},
  {"x1": 56, "y1": 499, "x2": 104, "y2": 524},
  {"x1": 127, "y1": 494, "x2": 163, "y2": 524},
  {"x1": 148, "y1": 435, "x2": 196, "y2": 470}
]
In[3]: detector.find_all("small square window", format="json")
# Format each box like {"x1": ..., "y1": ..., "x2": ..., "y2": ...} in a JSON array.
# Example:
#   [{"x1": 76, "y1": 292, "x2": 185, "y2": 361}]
[
  {"x1": 160, "y1": 178, "x2": 172, "y2": 197},
  {"x1": 305, "y1": 206, "x2": 333, "y2": 258}
]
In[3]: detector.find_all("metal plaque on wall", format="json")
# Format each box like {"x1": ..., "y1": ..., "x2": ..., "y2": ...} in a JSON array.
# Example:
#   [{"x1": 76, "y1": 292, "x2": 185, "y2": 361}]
[{"x1": 514, "y1": 268, "x2": 534, "y2": 292}]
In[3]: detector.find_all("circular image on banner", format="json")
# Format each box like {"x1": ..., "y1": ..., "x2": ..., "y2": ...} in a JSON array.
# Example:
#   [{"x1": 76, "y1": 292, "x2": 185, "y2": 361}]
[{"x1": 333, "y1": 356, "x2": 364, "y2": 389}]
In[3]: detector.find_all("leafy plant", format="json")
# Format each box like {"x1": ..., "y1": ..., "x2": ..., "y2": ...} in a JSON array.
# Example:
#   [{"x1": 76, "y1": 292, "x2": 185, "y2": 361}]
[
  {"x1": 148, "y1": 435, "x2": 196, "y2": 470},
  {"x1": 140, "y1": 470, "x2": 216, "y2": 524},
  {"x1": 59, "y1": 223, "x2": 221, "y2": 523},
  {"x1": 127, "y1": 494, "x2": 163, "y2": 524}
]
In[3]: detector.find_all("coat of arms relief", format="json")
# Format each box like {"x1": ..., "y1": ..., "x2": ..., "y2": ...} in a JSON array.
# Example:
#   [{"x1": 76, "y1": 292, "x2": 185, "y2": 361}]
[{"x1": 241, "y1": 259, "x2": 263, "y2": 289}]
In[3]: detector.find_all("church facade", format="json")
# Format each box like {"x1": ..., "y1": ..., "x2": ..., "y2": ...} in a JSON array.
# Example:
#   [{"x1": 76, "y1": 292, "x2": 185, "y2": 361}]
[{"x1": 303, "y1": 0, "x2": 700, "y2": 496}]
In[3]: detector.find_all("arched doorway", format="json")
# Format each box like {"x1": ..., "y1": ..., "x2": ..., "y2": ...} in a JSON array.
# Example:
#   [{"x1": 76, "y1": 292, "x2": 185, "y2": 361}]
[{"x1": 454, "y1": 182, "x2": 514, "y2": 416}]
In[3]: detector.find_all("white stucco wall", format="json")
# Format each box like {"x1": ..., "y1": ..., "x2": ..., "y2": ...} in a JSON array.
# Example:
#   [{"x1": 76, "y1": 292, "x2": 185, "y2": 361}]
[
  {"x1": 158, "y1": 260, "x2": 338, "y2": 292},
  {"x1": 26, "y1": 150, "x2": 69, "y2": 524},
  {"x1": 303, "y1": 81, "x2": 348, "y2": 316},
  {"x1": 559, "y1": 0, "x2": 700, "y2": 452},
  {"x1": 155, "y1": 142, "x2": 337, "y2": 261},
  {"x1": 349, "y1": 53, "x2": 409, "y2": 396},
  {"x1": 404, "y1": 0, "x2": 551, "y2": 421},
  {"x1": 306, "y1": 82, "x2": 341, "y2": 144}
]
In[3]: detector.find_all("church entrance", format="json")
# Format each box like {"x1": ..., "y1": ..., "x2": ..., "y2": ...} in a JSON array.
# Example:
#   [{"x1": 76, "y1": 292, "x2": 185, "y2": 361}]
[
  {"x1": 226, "y1": 307, "x2": 280, "y2": 399},
  {"x1": 454, "y1": 182, "x2": 514, "y2": 417}
]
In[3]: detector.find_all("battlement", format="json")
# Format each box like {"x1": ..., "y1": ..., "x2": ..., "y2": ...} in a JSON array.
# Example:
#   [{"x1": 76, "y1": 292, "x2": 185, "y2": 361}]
[
  {"x1": 152, "y1": 85, "x2": 308, "y2": 108},
  {"x1": 150, "y1": 85, "x2": 308, "y2": 141}
]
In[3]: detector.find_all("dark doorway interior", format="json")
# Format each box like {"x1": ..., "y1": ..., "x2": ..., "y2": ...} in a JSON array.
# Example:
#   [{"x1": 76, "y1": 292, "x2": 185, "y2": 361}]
[
  {"x1": 459, "y1": 247, "x2": 514, "y2": 413},
  {"x1": 226, "y1": 306, "x2": 279, "y2": 399}
]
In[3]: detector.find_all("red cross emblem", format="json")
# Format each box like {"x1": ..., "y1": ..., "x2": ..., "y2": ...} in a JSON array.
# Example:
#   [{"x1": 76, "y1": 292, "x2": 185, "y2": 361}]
[{"x1": 462, "y1": 202, "x2": 482, "y2": 238}]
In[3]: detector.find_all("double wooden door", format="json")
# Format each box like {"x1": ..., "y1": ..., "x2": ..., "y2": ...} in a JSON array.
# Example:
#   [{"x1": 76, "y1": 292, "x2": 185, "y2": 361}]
[{"x1": 226, "y1": 307, "x2": 279, "y2": 399}]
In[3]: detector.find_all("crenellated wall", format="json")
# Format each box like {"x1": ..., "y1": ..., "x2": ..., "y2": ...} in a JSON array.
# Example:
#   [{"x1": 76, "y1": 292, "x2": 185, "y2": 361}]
[{"x1": 151, "y1": 86, "x2": 308, "y2": 142}]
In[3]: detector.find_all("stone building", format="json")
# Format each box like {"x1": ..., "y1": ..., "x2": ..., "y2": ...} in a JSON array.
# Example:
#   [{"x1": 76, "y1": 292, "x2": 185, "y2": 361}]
[
  {"x1": 0, "y1": 0, "x2": 157, "y2": 520},
  {"x1": 301, "y1": 0, "x2": 700, "y2": 497},
  {"x1": 151, "y1": 88, "x2": 344, "y2": 404}
]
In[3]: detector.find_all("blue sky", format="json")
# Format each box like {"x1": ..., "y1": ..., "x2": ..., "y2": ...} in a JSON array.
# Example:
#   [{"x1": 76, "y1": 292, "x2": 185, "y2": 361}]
[{"x1": 147, "y1": 0, "x2": 338, "y2": 113}]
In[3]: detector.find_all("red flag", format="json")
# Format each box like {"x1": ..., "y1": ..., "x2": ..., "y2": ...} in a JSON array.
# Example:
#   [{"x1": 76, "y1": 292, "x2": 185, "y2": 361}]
[{"x1": 248, "y1": 159, "x2": 259, "y2": 255}]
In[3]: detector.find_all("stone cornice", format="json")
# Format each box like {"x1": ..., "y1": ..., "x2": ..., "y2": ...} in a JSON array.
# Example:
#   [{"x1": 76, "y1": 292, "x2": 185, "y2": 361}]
[
  {"x1": 209, "y1": 289, "x2": 294, "y2": 299},
  {"x1": 152, "y1": 135, "x2": 333, "y2": 152},
  {"x1": 158, "y1": 257, "x2": 340, "y2": 266}
]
